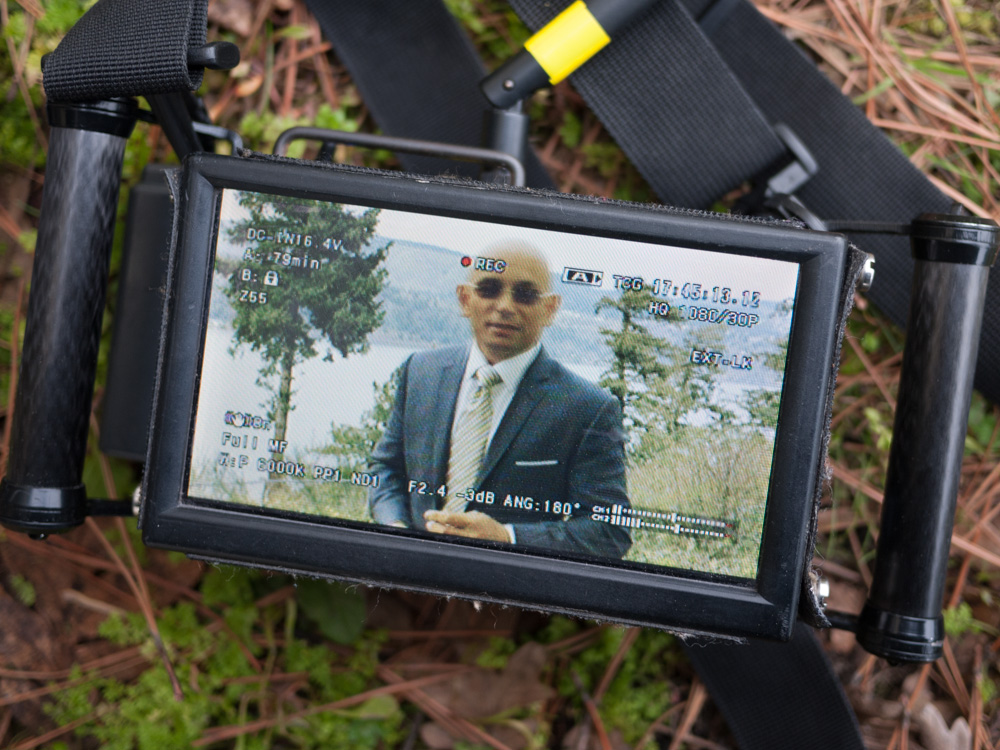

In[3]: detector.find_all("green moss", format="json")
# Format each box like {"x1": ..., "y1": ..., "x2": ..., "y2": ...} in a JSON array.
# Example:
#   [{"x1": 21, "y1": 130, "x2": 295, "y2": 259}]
[
  {"x1": 8, "y1": 573, "x2": 36, "y2": 606},
  {"x1": 98, "y1": 611, "x2": 148, "y2": 647},
  {"x1": 477, "y1": 636, "x2": 519, "y2": 669}
]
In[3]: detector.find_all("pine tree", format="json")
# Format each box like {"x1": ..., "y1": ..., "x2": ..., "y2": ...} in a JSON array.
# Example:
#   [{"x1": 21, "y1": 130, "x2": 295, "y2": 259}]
[
  {"x1": 597, "y1": 289, "x2": 733, "y2": 461},
  {"x1": 224, "y1": 193, "x2": 390, "y2": 471},
  {"x1": 596, "y1": 288, "x2": 677, "y2": 459}
]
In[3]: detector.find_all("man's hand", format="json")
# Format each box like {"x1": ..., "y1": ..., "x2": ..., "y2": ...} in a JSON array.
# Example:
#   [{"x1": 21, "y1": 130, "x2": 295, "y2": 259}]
[{"x1": 424, "y1": 510, "x2": 512, "y2": 542}]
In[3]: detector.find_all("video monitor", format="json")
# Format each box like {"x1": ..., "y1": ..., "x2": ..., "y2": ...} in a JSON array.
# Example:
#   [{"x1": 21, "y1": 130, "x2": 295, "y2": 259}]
[{"x1": 142, "y1": 154, "x2": 851, "y2": 640}]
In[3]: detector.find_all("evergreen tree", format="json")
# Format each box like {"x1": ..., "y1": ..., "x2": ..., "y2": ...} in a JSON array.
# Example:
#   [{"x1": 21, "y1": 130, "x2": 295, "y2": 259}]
[
  {"x1": 597, "y1": 289, "x2": 734, "y2": 461},
  {"x1": 224, "y1": 193, "x2": 389, "y2": 468},
  {"x1": 325, "y1": 371, "x2": 400, "y2": 472},
  {"x1": 745, "y1": 301, "x2": 793, "y2": 432},
  {"x1": 596, "y1": 288, "x2": 677, "y2": 460}
]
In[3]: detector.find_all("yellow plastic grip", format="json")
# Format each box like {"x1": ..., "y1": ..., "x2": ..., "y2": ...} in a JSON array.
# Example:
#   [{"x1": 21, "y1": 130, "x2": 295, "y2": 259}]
[{"x1": 524, "y1": 1, "x2": 611, "y2": 85}]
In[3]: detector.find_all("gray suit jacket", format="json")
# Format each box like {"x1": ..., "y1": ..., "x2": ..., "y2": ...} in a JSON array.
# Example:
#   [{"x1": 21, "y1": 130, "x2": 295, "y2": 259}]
[{"x1": 368, "y1": 345, "x2": 631, "y2": 559}]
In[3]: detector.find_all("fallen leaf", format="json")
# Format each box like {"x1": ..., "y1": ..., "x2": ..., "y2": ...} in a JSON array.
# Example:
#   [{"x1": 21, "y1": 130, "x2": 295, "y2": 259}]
[
  {"x1": 208, "y1": 0, "x2": 254, "y2": 37},
  {"x1": 332, "y1": 694, "x2": 400, "y2": 720},
  {"x1": 0, "y1": 590, "x2": 66, "y2": 729},
  {"x1": 562, "y1": 723, "x2": 630, "y2": 750},
  {"x1": 421, "y1": 643, "x2": 554, "y2": 719},
  {"x1": 365, "y1": 588, "x2": 416, "y2": 631},
  {"x1": 295, "y1": 578, "x2": 366, "y2": 645},
  {"x1": 420, "y1": 721, "x2": 456, "y2": 749},
  {"x1": 489, "y1": 718, "x2": 543, "y2": 750},
  {"x1": 0, "y1": 584, "x2": 67, "y2": 672},
  {"x1": 235, "y1": 75, "x2": 263, "y2": 98},
  {"x1": 421, "y1": 717, "x2": 543, "y2": 750},
  {"x1": 917, "y1": 702, "x2": 971, "y2": 750}
]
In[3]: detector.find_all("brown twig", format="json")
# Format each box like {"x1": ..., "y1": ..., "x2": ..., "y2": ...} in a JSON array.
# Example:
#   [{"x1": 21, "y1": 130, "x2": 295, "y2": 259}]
[
  {"x1": 830, "y1": 389, "x2": 880, "y2": 430},
  {"x1": 965, "y1": 459, "x2": 1000, "y2": 517},
  {"x1": 846, "y1": 526, "x2": 874, "y2": 589},
  {"x1": 0, "y1": 2, "x2": 47, "y2": 150},
  {"x1": 844, "y1": 335, "x2": 896, "y2": 408},
  {"x1": 635, "y1": 702, "x2": 685, "y2": 750},
  {"x1": 245, "y1": 0, "x2": 276, "y2": 51},
  {"x1": 386, "y1": 629, "x2": 516, "y2": 640},
  {"x1": 832, "y1": 460, "x2": 1000, "y2": 569},
  {"x1": 545, "y1": 626, "x2": 606, "y2": 654},
  {"x1": 971, "y1": 645, "x2": 985, "y2": 750},
  {"x1": 278, "y1": 2, "x2": 299, "y2": 116},
  {"x1": 668, "y1": 679, "x2": 708, "y2": 750},
  {"x1": 822, "y1": 0, "x2": 993, "y2": 140},
  {"x1": 7, "y1": 712, "x2": 98, "y2": 750},
  {"x1": 0, "y1": 654, "x2": 150, "y2": 708},
  {"x1": 940, "y1": 638, "x2": 971, "y2": 714},
  {"x1": 885, "y1": 662, "x2": 932, "y2": 750},
  {"x1": 651, "y1": 728, "x2": 730, "y2": 750},
  {"x1": 593, "y1": 627, "x2": 640, "y2": 702},
  {"x1": 0, "y1": 279, "x2": 24, "y2": 474},
  {"x1": 82, "y1": 414, "x2": 185, "y2": 697},
  {"x1": 0, "y1": 204, "x2": 28, "y2": 249},
  {"x1": 195, "y1": 667, "x2": 478, "y2": 745},
  {"x1": 60, "y1": 587, "x2": 128, "y2": 616},
  {"x1": 0, "y1": 645, "x2": 144, "y2": 681},
  {"x1": 815, "y1": 557, "x2": 864, "y2": 584},
  {"x1": 932, "y1": 0, "x2": 1000, "y2": 131},
  {"x1": 377, "y1": 666, "x2": 516, "y2": 750},
  {"x1": 3, "y1": 530, "x2": 119, "y2": 573},
  {"x1": 864, "y1": 0, "x2": 880, "y2": 120},
  {"x1": 570, "y1": 670, "x2": 613, "y2": 750},
  {"x1": 869, "y1": 118, "x2": 1000, "y2": 154},
  {"x1": 85, "y1": 517, "x2": 184, "y2": 701},
  {"x1": 385, "y1": 663, "x2": 475, "y2": 673},
  {"x1": 272, "y1": 40, "x2": 333, "y2": 73},
  {"x1": 926, "y1": 174, "x2": 994, "y2": 219}
]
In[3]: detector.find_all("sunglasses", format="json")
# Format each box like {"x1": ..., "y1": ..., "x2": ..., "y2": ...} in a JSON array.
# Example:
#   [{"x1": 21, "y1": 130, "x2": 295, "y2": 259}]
[{"x1": 472, "y1": 279, "x2": 545, "y2": 306}]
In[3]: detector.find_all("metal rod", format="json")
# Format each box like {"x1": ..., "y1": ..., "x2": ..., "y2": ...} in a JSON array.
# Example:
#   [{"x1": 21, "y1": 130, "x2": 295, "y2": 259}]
[
  {"x1": 273, "y1": 126, "x2": 527, "y2": 187},
  {"x1": 147, "y1": 92, "x2": 204, "y2": 160}
]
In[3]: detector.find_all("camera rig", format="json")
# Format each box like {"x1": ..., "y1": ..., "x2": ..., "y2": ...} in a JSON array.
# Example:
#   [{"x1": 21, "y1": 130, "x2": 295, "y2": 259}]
[{"x1": 1, "y1": 0, "x2": 998, "y2": 673}]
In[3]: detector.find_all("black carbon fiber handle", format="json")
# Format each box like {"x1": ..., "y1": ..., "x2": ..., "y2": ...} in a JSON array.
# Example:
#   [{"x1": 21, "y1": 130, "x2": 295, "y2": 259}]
[
  {"x1": 857, "y1": 213, "x2": 999, "y2": 662},
  {"x1": 0, "y1": 122, "x2": 131, "y2": 534}
]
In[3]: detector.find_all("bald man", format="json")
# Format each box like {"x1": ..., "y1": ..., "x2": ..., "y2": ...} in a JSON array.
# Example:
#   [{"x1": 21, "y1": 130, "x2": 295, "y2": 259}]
[{"x1": 368, "y1": 243, "x2": 631, "y2": 559}]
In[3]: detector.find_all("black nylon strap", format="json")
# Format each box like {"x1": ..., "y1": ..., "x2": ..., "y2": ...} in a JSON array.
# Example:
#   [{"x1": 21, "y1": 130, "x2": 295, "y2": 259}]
[
  {"x1": 43, "y1": 0, "x2": 208, "y2": 103},
  {"x1": 684, "y1": 623, "x2": 865, "y2": 750},
  {"x1": 507, "y1": 0, "x2": 788, "y2": 208},
  {"x1": 305, "y1": 0, "x2": 554, "y2": 187}
]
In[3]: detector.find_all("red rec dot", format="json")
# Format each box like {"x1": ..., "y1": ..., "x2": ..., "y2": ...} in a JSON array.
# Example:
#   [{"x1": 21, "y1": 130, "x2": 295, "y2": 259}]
[{"x1": 461, "y1": 256, "x2": 472, "y2": 267}]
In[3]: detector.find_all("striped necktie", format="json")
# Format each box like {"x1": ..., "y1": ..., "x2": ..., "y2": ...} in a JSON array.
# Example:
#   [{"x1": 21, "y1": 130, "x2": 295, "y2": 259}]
[{"x1": 444, "y1": 366, "x2": 502, "y2": 512}]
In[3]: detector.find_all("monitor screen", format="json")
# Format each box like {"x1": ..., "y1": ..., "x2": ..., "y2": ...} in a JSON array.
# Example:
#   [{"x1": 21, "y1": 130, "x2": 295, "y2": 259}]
[{"x1": 185, "y1": 188, "x2": 800, "y2": 581}]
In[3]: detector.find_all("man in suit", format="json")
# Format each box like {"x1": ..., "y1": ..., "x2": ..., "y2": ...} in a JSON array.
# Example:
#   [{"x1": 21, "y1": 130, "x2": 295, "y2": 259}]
[{"x1": 368, "y1": 242, "x2": 631, "y2": 559}]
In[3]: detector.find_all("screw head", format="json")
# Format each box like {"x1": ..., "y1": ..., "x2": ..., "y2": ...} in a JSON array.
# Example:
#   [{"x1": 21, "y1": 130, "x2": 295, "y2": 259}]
[
  {"x1": 132, "y1": 485, "x2": 143, "y2": 517},
  {"x1": 502, "y1": 79, "x2": 515, "y2": 91},
  {"x1": 810, "y1": 572, "x2": 830, "y2": 607},
  {"x1": 858, "y1": 254, "x2": 875, "y2": 294}
]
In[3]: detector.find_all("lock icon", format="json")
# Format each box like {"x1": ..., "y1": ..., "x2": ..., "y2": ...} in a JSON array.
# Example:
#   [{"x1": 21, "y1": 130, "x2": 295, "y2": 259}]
[{"x1": 264, "y1": 270, "x2": 280, "y2": 286}]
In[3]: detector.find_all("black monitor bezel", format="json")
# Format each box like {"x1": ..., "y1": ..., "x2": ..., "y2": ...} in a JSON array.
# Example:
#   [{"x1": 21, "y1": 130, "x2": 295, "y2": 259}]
[{"x1": 141, "y1": 153, "x2": 849, "y2": 641}]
